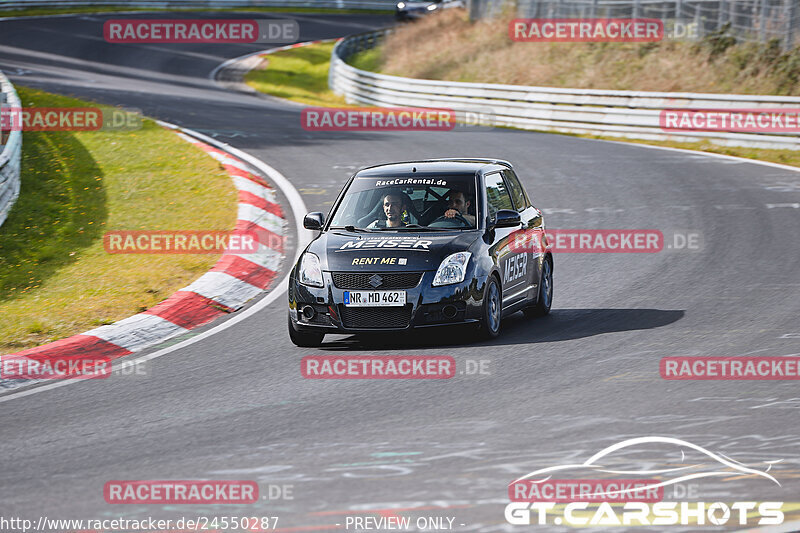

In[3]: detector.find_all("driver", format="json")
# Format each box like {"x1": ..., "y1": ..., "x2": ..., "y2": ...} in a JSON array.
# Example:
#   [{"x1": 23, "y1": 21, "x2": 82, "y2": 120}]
[
  {"x1": 443, "y1": 189, "x2": 476, "y2": 226},
  {"x1": 367, "y1": 192, "x2": 408, "y2": 228}
]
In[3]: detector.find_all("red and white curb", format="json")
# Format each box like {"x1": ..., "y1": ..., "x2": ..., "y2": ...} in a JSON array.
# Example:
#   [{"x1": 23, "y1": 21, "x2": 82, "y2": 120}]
[{"x1": 0, "y1": 128, "x2": 287, "y2": 389}]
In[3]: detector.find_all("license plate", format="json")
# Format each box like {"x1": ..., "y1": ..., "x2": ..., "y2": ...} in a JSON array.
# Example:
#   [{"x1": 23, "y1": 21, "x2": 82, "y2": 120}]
[{"x1": 343, "y1": 290, "x2": 406, "y2": 307}]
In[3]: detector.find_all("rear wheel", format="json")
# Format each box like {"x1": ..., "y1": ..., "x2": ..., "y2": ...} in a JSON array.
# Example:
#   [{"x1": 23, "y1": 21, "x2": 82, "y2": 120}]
[
  {"x1": 288, "y1": 314, "x2": 324, "y2": 347},
  {"x1": 479, "y1": 276, "x2": 502, "y2": 339},
  {"x1": 524, "y1": 256, "x2": 552, "y2": 318}
]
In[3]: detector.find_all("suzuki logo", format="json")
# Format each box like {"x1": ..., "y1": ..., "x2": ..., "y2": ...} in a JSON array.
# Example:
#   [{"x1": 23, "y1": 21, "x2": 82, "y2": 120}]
[{"x1": 369, "y1": 274, "x2": 383, "y2": 288}]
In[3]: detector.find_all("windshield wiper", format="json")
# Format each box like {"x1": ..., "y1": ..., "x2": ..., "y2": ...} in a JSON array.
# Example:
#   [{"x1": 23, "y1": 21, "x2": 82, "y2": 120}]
[
  {"x1": 330, "y1": 225, "x2": 374, "y2": 233},
  {"x1": 377, "y1": 225, "x2": 453, "y2": 232}
]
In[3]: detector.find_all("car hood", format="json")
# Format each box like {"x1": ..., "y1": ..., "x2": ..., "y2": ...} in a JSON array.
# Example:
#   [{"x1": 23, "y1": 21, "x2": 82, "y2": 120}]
[{"x1": 311, "y1": 230, "x2": 480, "y2": 272}]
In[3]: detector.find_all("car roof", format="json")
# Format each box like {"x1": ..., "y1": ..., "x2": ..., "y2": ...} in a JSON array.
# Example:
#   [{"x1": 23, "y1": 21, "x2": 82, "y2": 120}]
[{"x1": 355, "y1": 159, "x2": 511, "y2": 178}]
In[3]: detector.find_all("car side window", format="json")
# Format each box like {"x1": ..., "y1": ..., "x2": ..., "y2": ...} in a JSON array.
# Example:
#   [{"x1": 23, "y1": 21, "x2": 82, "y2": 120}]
[
  {"x1": 484, "y1": 172, "x2": 514, "y2": 218},
  {"x1": 503, "y1": 169, "x2": 530, "y2": 212}
]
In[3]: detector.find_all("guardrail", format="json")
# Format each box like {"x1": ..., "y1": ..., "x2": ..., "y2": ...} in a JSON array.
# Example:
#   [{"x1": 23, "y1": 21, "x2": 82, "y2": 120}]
[
  {"x1": 329, "y1": 30, "x2": 800, "y2": 149},
  {"x1": 0, "y1": 71, "x2": 22, "y2": 228},
  {"x1": 0, "y1": 0, "x2": 396, "y2": 11}
]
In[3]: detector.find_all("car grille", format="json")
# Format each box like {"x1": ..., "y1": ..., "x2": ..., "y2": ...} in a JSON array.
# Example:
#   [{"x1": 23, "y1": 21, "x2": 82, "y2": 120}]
[
  {"x1": 332, "y1": 272, "x2": 422, "y2": 290},
  {"x1": 340, "y1": 305, "x2": 413, "y2": 329}
]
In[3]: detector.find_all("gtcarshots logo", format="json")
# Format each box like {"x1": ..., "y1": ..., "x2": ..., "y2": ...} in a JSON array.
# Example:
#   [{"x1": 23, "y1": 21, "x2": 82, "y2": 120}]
[
  {"x1": 104, "y1": 480, "x2": 258, "y2": 504},
  {"x1": 104, "y1": 19, "x2": 299, "y2": 43},
  {"x1": 505, "y1": 437, "x2": 785, "y2": 527}
]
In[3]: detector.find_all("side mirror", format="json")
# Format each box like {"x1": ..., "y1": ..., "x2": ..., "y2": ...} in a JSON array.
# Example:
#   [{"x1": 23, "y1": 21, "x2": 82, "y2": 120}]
[
  {"x1": 303, "y1": 212, "x2": 324, "y2": 230},
  {"x1": 493, "y1": 209, "x2": 521, "y2": 228}
]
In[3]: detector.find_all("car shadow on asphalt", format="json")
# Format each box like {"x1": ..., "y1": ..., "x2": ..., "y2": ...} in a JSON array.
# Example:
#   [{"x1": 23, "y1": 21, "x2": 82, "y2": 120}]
[{"x1": 317, "y1": 308, "x2": 685, "y2": 350}]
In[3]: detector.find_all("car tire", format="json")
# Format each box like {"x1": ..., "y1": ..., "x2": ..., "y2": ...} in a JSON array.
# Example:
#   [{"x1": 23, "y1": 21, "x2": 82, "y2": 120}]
[
  {"x1": 288, "y1": 314, "x2": 324, "y2": 347},
  {"x1": 524, "y1": 256, "x2": 552, "y2": 318},
  {"x1": 479, "y1": 276, "x2": 502, "y2": 339}
]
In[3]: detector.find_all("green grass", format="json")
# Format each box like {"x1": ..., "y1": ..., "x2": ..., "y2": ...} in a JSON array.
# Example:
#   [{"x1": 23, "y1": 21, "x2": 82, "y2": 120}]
[
  {"x1": 348, "y1": 47, "x2": 382, "y2": 72},
  {"x1": 0, "y1": 6, "x2": 391, "y2": 18},
  {"x1": 245, "y1": 42, "x2": 349, "y2": 107},
  {"x1": 0, "y1": 87, "x2": 238, "y2": 353}
]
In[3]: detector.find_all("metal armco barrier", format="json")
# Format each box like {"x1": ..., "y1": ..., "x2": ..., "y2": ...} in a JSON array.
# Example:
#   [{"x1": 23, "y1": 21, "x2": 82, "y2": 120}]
[
  {"x1": 0, "y1": 0, "x2": 396, "y2": 11},
  {"x1": 0, "y1": 71, "x2": 22, "y2": 228},
  {"x1": 329, "y1": 30, "x2": 800, "y2": 149}
]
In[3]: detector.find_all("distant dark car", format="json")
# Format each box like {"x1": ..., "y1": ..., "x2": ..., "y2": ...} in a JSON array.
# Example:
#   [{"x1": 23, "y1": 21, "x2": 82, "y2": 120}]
[
  {"x1": 288, "y1": 159, "x2": 553, "y2": 347},
  {"x1": 395, "y1": 0, "x2": 465, "y2": 20}
]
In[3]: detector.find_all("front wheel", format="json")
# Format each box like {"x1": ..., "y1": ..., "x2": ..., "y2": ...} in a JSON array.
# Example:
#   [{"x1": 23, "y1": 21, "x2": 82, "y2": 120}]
[
  {"x1": 288, "y1": 314, "x2": 324, "y2": 347},
  {"x1": 479, "y1": 276, "x2": 502, "y2": 339},
  {"x1": 524, "y1": 257, "x2": 552, "y2": 318}
]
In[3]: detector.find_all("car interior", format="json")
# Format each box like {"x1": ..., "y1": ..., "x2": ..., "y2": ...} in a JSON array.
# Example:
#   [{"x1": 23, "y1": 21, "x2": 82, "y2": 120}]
[{"x1": 353, "y1": 185, "x2": 476, "y2": 228}]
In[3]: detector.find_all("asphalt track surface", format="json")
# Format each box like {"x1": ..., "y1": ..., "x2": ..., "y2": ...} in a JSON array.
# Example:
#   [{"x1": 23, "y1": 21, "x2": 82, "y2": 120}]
[{"x1": 1, "y1": 11, "x2": 800, "y2": 533}]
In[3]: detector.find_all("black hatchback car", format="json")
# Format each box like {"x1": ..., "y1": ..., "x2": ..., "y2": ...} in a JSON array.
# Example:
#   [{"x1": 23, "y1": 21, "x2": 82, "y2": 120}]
[{"x1": 288, "y1": 159, "x2": 553, "y2": 346}]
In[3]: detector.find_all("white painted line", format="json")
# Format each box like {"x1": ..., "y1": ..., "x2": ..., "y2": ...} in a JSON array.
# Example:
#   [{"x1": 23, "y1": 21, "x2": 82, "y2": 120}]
[
  {"x1": 205, "y1": 150, "x2": 254, "y2": 173},
  {"x1": 0, "y1": 123, "x2": 310, "y2": 404},
  {"x1": 176, "y1": 132, "x2": 201, "y2": 144}
]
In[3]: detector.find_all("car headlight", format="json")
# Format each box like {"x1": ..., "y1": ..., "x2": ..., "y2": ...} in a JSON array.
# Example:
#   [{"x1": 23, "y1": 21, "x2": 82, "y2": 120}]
[
  {"x1": 299, "y1": 252, "x2": 324, "y2": 287},
  {"x1": 432, "y1": 251, "x2": 471, "y2": 286},
  {"x1": 426, "y1": 3, "x2": 437, "y2": 9},
  {"x1": 397, "y1": 2, "x2": 405, "y2": 8}
]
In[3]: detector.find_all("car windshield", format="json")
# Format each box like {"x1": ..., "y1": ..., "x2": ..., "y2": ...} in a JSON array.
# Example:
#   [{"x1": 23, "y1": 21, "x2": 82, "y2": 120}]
[{"x1": 328, "y1": 174, "x2": 478, "y2": 231}]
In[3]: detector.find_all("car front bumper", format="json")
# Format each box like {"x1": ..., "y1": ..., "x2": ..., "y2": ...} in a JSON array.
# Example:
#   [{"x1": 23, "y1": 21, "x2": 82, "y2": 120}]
[{"x1": 289, "y1": 270, "x2": 485, "y2": 333}]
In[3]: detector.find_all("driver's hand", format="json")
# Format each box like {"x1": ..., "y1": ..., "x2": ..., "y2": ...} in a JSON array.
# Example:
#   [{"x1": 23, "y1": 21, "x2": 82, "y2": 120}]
[{"x1": 444, "y1": 209, "x2": 457, "y2": 218}]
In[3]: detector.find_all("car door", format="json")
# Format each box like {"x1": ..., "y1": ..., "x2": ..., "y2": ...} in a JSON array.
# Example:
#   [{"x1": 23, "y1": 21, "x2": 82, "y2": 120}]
[
  {"x1": 502, "y1": 168, "x2": 543, "y2": 303},
  {"x1": 483, "y1": 171, "x2": 528, "y2": 307}
]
